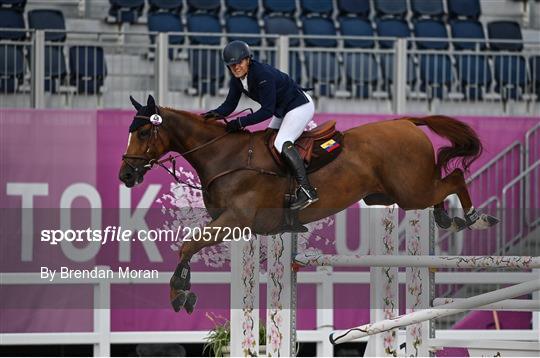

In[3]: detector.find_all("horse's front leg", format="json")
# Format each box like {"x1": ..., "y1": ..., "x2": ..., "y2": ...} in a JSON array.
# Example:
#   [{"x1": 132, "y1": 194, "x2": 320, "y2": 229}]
[{"x1": 169, "y1": 209, "x2": 251, "y2": 313}]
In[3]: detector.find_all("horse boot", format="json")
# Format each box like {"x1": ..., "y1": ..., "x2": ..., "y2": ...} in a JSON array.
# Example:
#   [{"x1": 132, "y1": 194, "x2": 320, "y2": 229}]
[
  {"x1": 169, "y1": 261, "x2": 194, "y2": 313},
  {"x1": 281, "y1": 141, "x2": 319, "y2": 211}
]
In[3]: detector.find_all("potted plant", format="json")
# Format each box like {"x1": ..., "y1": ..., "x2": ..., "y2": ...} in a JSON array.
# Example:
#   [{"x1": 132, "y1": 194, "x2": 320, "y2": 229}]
[{"x1": 203, "y1": 313, "x2": 266, "y2": 357}]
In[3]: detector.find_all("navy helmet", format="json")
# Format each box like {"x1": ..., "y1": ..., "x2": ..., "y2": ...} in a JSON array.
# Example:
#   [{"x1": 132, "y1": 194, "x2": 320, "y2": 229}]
[{"x1": 222, "y1": 40, "x2": 252, "y2": 65}]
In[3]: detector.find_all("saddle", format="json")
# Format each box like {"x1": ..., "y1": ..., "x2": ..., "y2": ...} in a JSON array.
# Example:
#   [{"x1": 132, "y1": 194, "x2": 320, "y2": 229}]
[{"x1": 267, "y1": 120, "x2": 344, "y2": 173}]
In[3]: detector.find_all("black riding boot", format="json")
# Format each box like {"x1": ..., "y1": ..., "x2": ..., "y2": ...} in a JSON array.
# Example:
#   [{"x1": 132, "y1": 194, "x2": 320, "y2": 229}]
[{"x1": 281, "y1": 141, "x2": 319, "y2": 210}]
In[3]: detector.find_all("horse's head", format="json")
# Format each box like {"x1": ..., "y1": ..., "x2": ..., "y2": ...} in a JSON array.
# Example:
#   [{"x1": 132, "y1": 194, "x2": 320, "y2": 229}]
[{"x1": 119, "y1": 95, "x2": 170, "y2": 187}]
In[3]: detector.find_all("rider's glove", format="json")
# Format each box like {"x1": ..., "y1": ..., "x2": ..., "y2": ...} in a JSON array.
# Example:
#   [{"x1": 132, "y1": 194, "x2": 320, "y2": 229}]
[
  {"x1": 226, "y1": 118, "x2": 243, "y2": 133},
  {"x1": 201, "y1": 110, "x2": 222, "y2": 120}
]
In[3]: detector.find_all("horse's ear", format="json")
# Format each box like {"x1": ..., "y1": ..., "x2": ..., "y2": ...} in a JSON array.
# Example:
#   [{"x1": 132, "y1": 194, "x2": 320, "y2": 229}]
[
  {"x1": 130, "y1": 96, "x2": 142, "y2": 111},
  {"x1": 147, "y1": 94, "x2": 156, "y2": 110}
]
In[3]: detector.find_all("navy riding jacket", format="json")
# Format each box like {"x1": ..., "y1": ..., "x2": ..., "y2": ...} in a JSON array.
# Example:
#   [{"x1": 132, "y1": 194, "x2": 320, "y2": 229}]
[{"x1": 212, "y1": 60, "x2": 308, "y2": 127}]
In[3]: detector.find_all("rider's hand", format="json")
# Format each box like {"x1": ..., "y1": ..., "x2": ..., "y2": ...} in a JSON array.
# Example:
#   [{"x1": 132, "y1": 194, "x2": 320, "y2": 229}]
[
  {"x1": 201, "y1": 110, "x2": 222, "y2": 120},
  {"x1": 226, "y1": 119, "x2": 243, "y2": 133}
]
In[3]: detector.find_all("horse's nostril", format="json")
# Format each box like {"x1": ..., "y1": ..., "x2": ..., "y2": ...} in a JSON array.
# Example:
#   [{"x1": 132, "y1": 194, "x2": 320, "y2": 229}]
[{"x1": 121, "y1": 171, "x2": 133, "y2": 182}]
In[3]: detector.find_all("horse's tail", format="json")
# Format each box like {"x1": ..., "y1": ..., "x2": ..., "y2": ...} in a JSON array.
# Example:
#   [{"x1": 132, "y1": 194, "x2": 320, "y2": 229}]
[{"x1": 405, "y1": 115, "x2": 483, "y2": 174}]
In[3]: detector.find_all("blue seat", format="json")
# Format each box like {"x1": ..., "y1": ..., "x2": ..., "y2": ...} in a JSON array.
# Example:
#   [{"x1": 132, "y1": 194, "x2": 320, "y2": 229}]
[
  {"x1": 530, "y1": 56, "x2": 540, "y2": 100},
  {"x1": 301, "y1": 17, "x2": 337, "y2": 48},
  {"x1": 336, "y1": 0, "x2": 370, "y2": 18},
  {"x1": 147, "y1": 12, "x2": 184, "y2": 60},
  {"x1": 188, "y1": 49, "x2": 224, "y2": 95},
  {"x1": 147, "y1": 0, "x2": 182, "y2": 13},
  {"x1": 493, "y1": 56, "x2": 527, "y2": 100},
  {"x1": 69, "y1": 46, "x2": 107, "y2": 94},
  {"x1": 108, "y1": 0, "x2": 144, "y2": 23},
  {"x1": 450, "y1": 19, "x2": 487, "y2": 50},
  {"x1": 27, "y1": 9, "x2": 66, "y2": 42},
  {"x1": 487, "y1": 21, "x2": 523, "y2": 52},
  {"x1": 0, "y1": 0, "x2": 26, "y2": 11},
  {"x1": 0, "y1": 8, "x2": 25, "y2": 40},
  {"x1": 44, "y1": 45, "x2": 67, "y2": 92},
  {"x1": 447, "y1": 0, "x2": 481, "y2": 19},
  {"x1": 0, "y1": 44, "x2": 24, "y2": 92},
  {"x1": 225, "y1": 0, "x2": 258, "y2": 14},
  {"x1": 187, "y1": 0, "x2": 220, "y2": 13},
  {"x1": 414, "y1": 19, "x2": 449, "y2": 50},
  {"x1": 263, "y1": 0, "x2": 295, "y2": 14},
  {"x1": 226, "y1": 15, "x2": 261, "y2": 46},
  {"x1": 451, "y1": 20, "x2": 491, "y2": 99},
  {"x1": 411, "y1": 0, "x2": 444, "y2": 18},
  {"x1": 186, "y1": 13, "x2": 221, "y2": 45},
  {"x1": 300, "y1": 0, "x2": 332, "y2": 16},
  {"x1": 376, "y1": 19, "x2": 416, "y2": 86},
  {"x1": 374, "y1": 0, "x2": 407, "y2": 18},
  {"x1": 263, "y1": 16, "x2": 301, "y2": 83},
  {"x1": 344, "y1": 53, "x2": 378, "y2": 98},
  {"x1": 339, "y1": 17, "x2": 374, "y2": 48}
]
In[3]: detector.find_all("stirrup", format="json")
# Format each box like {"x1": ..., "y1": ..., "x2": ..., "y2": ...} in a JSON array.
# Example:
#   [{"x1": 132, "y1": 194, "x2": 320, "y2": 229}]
[{"x1": 291, "y1": 186, "x2": 319, "y2": 211}]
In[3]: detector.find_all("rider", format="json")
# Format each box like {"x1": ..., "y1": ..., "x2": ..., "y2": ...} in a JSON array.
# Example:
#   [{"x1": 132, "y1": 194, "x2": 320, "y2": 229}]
[{"x1": 203, "y1": 40, "x2": 318, "y2": 210}]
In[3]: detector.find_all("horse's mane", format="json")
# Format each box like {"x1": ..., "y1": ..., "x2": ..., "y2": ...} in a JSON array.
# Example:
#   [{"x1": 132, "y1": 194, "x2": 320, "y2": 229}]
[{"x1": 163, "y1": 107, "x2": 226, "y2": 129}]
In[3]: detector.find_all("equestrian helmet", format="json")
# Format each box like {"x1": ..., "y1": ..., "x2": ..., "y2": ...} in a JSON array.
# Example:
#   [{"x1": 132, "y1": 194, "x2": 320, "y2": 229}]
[{"x1": 223, "y1": 40, "x2": 252, "y2": 65}]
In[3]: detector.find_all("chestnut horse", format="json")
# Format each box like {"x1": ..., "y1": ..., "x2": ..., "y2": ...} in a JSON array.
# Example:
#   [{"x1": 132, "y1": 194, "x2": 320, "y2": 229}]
[{"x1": 119, "y1": 95, "x2": 498, "y2": 313}]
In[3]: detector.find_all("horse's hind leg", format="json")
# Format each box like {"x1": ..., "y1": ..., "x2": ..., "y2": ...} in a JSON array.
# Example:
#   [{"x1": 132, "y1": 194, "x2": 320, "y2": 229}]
[{"x1": 432, "y1": 169, "x2": 499, "y2": 231}]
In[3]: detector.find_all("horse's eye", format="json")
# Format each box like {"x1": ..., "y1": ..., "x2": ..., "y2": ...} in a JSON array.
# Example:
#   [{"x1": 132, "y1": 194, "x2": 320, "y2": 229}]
[{"x1": 139, "y1": 129, "x2": 150, "y2": 139}]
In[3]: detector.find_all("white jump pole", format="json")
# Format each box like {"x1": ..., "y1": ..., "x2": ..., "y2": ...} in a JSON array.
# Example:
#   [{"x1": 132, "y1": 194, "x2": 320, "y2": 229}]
[
  {"x1": 295, "y1": 254, "x2": 540, "y2": 269},
  {"x1": 433, "y1": 298, "x2": 540, "y2": 311},
  {"x1": 230, "y1": 238, "x2": 260, "y2": 357},
  {"x1": 405, "y1": 209, "x2": 434, "y2": 357},
  {"x1": 366, "y1": 206, "x2": 399, "y2": 356},
  {"x1": 329, "y1": 278, "x2": 540, "y2": 344},
  {"x1": 266, "y1": 233, "x2": 297, "y2": 357}
]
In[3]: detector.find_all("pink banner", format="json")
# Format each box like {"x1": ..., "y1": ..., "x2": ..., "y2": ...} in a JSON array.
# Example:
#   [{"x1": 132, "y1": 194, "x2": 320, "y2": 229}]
[{"x1": 1, "y1": 109, "x2": 538, "y2": 334}]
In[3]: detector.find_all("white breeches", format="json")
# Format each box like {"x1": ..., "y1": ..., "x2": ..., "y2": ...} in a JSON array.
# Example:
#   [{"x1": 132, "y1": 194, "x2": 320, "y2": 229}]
[{"x1": 268, "y1": 92, "x2": 315, "y2": 153}]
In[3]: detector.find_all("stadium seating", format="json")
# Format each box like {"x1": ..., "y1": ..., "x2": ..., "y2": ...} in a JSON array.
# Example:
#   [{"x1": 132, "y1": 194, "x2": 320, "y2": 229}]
[
  {"x1": 147, "y1": 0, "x2": 182, "y2": 14},
  {"x1": 300, "y1": 0, "x2": 333, "y2": 16},
  {"x1": 262, "y1": 0, "x2": 296, "y2": 15},
  {"x1": 0, "y1": 8, "x2": 26, "y2": 40},
  {"x1": 488, "y1": 21, "x2": 527, "y2": 100},
  {"x1": 186, "y1": 13, "x2": 223, "y2": 95},
  {"x1": 186, "y1": 0, "x2": 220, "y2": 13},
  {"x1": 147, "y1": 12, "x2": 184, "y2": 60},
  {"x1": 447, "y1": 0, "x2": 481, "y2": 19},
  {"x1": 302, "y1": 16, "x2": 338, "y2": 96},
  {"x1": 411, "y1": 0, "x2": 444, "y2": 18},
  {"x1": 450, "y1": 19, "x2": 491, "y2": 99},
  {"x1": 225, "y1": 0, "x2": 258, "y2": 14},
  {"x1": 108, "y1": 0, "x2": 144, "y2": 24},
  {"x1": 374, "y1": 0, "x2": 407, "y2": 18},
  {"x1": 376, "y1": 19, "x2": 416, "y2": 86},
  {"x1": 339, "y1": 17, "x2": 374, "y2": 48},
  {"x1": 0, "y1": 0, "x2": 26, "y2": 11},
  {"x1": 0, "y1": 44, "x2": 24, "y2": 92},
  {"x1": 27, "y1": 9, "x2": 66, "y2": 42},
  {"x1": 263, "y1": 16, "x2": 301, "y2": 83},
  {"x1": 43, "y1": 45, "x2": 67, "y2": 92},
  {"x1": 414, "y1": 19, "x2": 453, "y2": 99},
  {"x1": 69, "y1": 46, "x2": 107, "y2": 94},
  {"x1": 336, "y1": 0, "x2": 370, "y2": 18}
]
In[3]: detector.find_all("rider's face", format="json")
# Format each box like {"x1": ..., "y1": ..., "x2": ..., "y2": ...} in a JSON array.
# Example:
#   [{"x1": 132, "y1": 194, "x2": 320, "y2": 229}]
[{"x1": 228, "y1": 58, "x2": 250, "y2": 79}]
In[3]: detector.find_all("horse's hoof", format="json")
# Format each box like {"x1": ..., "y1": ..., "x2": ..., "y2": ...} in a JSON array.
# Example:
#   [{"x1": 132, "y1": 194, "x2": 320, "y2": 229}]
[
  {"x1": 184, "y1": 291, "x2": 198, "y2": 314},
  {"x1": 433, "y1": 208, "x2": 452, "y2": 230},
  {"x1": 170, "y1": 290, "x2": 188, "y2": 313},
  {"x1": 450, "y1": 217, "x2": 468, "y2": 232},
  {"x1": 469, "y1": 214, "x2": 500, "y2": 230}
]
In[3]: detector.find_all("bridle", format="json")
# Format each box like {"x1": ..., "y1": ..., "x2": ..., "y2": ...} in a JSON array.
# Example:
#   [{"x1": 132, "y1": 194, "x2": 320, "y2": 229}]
[{"x1": 121, "y1": 107, "x2": 256, "y2": 191}]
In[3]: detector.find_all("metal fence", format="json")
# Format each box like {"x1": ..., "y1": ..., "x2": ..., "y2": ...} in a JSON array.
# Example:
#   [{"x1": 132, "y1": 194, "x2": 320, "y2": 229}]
[{"x1": 1, "y1": 30, "x2": 539, "y2": 114}]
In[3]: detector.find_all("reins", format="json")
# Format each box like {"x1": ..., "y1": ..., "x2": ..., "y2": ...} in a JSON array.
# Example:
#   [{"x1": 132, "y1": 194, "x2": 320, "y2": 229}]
[{"x1": 122, "y1": 107, "x2": 281, "y2": 193}]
